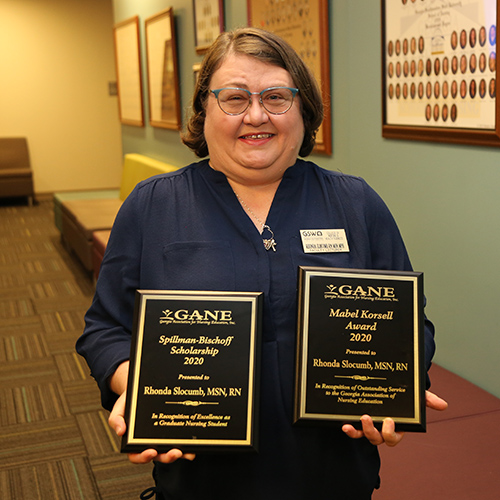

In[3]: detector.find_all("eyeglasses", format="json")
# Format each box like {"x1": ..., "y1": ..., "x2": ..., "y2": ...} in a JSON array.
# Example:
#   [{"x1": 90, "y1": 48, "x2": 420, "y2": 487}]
[{"x1": 210, "y1": 87, "x2": 299, "y2": 115}]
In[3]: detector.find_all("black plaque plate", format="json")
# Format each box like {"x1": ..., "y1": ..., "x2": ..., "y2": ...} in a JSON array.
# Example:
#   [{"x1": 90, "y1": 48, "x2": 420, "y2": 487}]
[
  {"x1": 122, "y1": 290, "x2": 263, "y2": 453},
  {"x1": 294, "y1": 267, "x2": 426, "y2": 432}
]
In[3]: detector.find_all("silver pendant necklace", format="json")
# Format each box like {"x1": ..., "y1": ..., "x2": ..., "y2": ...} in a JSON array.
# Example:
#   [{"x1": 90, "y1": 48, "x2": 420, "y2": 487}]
[{"x1": 234, "y1": 192, "x2": 277, "y2": 252}]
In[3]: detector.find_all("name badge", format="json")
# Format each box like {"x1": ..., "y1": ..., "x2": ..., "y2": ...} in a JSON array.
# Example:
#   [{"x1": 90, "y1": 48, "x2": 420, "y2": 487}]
[{"x1": 300, "y1": 229, "x2": 350, "y2": 254}]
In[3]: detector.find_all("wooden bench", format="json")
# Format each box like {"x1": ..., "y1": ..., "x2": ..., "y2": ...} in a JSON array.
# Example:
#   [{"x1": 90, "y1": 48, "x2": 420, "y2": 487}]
[{"x1": 56, "y1": 154, "x2": 179, "y2": 271}]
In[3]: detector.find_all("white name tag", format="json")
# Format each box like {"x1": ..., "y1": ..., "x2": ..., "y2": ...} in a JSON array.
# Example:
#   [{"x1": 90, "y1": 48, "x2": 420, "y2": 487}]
[{"x1": 300, "y1": 229, "x2": 350, "y2": 254}]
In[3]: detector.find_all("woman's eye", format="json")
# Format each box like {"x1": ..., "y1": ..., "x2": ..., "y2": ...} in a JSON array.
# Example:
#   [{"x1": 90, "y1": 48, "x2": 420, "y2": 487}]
[{"x1": 265, "y1": 93, "x2": 285, "y2": 101}]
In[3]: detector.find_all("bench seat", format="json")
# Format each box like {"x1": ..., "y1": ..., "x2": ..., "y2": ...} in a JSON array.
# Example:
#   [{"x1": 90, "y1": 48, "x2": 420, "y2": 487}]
[
  {"x1": 61, "y1": 199, "x2": 122, "y2": 270},
  {"x1": 54, "y1": 189, "x2": 119, "y2": 232},
  {"x1": 56, "y1": 154, "x2": 179, "y2": 271}
]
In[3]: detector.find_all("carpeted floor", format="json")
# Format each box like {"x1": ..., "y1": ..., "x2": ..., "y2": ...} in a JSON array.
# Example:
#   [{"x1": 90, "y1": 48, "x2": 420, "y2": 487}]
[{"x1": 0, "y1": 198, "x2": 154, "y2": 499}]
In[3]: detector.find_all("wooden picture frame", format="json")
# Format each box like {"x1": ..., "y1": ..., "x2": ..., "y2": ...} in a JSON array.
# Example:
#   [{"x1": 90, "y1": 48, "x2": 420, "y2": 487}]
[
  {"x1": 193, "y1": 0, "x2": 224, "y2": 54},
  {"x1": 145, "y1": 8, "x2": 182, "y2": 130},
  {"x1": 247, "y1": 0, "x2": 332, "y2": 155},
  {"x1": 382, "y1": 0, "x2": 500, "y2": 147},
  {"x1": 193, "y1": 63, "x2": 202, "y2": 85},
  {"x1": 113, "y1": 16, "x2": 145, "y2": 127}
]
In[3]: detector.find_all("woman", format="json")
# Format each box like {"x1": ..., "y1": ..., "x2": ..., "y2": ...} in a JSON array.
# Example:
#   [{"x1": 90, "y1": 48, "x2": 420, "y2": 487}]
[{"x1": 77, "y1": 28, "x2": 446, "y2": 499}]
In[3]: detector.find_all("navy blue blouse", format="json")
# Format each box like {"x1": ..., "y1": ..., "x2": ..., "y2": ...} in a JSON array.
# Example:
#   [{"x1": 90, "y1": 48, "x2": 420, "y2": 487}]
[{"x1": 78, "y1": 159, "x2": 435, "y2": 499}]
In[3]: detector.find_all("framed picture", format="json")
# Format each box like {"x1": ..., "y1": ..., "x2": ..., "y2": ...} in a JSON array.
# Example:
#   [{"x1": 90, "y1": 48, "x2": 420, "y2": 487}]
[
  {"x1": 382, "y1": 0, "x2": 499, "y2": 147},
  {"x1": 193, "y1": 0, "x2": 224, "y2": 54},
  {"x1": 193, "y1": 63, "x2": 202, "y2": 85},
  {"x1": 113, "y1": 16, "x2": 145, "y2": 127},
  {"x1": 145, "y1": 8, "x2": 182, "y2": 130},
  {"x1": 248, "y1": 0, "x2": 332, "y2": 155}
]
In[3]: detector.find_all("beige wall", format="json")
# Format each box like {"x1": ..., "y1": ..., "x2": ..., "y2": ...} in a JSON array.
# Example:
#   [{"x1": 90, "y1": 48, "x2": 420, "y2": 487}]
[{"x1": 0, "y1": 0, "x2": 122, "y2": 194}]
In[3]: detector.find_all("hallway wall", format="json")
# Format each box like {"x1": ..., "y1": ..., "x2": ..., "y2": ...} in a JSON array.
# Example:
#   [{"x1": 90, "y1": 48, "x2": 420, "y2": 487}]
[{"x1": 0, "y1": 0, "x2": 123, "y2": 194}]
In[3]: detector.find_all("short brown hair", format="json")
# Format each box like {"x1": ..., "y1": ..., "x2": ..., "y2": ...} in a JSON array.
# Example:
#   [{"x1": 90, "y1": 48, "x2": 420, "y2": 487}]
[{"x1": 182, "y1": 27, "x2": 324, "y2": 158}]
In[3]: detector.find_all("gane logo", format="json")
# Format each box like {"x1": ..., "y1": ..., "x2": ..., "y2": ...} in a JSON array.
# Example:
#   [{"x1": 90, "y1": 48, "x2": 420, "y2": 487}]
[
  {"x1": 325, "y1": 284, "x2": 396, "y2": 299},
  {"x1": 160, "y1": 308, "x2": 233, "y2": 324}
]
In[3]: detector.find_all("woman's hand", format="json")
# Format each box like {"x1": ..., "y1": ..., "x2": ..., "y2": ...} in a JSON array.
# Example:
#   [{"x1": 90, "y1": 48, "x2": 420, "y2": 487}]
[
  {"x1": 425, "y1": 390, "x2": 448, "y2": 411},
  {"x1": 342, "y1": 414, "x2": 404, "y2": 447},
  {"x1": 127, "y1": 448, "x2": 196, "y2": 465},
  {"x1": 108, "y1": 361, "x2": 196, "y2": 464},
  {"x1": 342, "y1": 390, "x2": 448, "y2": 447}
]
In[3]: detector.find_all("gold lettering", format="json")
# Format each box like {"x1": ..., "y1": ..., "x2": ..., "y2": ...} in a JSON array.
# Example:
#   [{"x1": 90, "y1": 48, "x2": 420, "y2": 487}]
[{"x1": 345, "y1": 321, "x2": 378, "y2": 331}]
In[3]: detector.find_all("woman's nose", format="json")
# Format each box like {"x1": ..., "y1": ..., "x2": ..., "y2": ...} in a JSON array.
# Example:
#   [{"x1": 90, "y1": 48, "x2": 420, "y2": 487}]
[{"x1": 243, "y1": 97, "x2": 270, "y2": 125}]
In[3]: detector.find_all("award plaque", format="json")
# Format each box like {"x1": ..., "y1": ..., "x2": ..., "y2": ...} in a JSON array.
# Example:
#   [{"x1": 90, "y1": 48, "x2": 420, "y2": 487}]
[
  {"x1": 294, "y1": 267, "x2": 426, "y2": 432},
  {"x1": 122, "y1": 290, "x2": 263, "y2": 453}
]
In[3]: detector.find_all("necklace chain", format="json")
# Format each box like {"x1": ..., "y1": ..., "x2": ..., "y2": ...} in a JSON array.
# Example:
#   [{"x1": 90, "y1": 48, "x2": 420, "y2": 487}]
[
  {"x1": 234, "y1": 192, "x2": 277, "y2": 252},
  {"x1": 234, "y1": 192, "x2": 266, "y2": 230}
]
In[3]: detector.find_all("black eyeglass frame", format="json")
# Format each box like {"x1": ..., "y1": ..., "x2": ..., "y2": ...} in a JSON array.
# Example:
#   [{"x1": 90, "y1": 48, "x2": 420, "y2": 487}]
[{"x1": 210, "y1": 86, "x2": 299, "y2": 115}]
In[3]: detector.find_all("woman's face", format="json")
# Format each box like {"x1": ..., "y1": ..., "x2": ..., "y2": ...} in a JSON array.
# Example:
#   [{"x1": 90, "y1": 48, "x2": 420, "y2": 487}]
[{"x1": 204, "y1": 53, "x2": 305, "y2": 187}]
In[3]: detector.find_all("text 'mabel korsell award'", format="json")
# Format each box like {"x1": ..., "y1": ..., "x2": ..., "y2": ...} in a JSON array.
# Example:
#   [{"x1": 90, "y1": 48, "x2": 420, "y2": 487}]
[
  {"x1": 122, "y1": 290, "x2": 263, "y2": 453},
  {"x1": 294, "y1": 267, "x2": 426, "y2": 432}
]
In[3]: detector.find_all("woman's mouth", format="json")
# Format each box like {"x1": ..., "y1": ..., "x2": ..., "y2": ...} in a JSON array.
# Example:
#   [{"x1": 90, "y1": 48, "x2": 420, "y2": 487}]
[{"x1": 240, "y1": 133, "x2": 274, "y2": 140}]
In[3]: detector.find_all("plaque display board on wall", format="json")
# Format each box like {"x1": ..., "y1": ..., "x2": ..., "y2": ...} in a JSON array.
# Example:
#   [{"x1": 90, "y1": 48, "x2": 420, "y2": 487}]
[
  {"x1": 248, "y1": 0, "x2": 332, "y2": 155},
  {"x1": 193, "y1": 0, "x2": 224, "y2": 54},
  {"x1": 382, "y1": 0, "x2": 500, "y2": 147}
]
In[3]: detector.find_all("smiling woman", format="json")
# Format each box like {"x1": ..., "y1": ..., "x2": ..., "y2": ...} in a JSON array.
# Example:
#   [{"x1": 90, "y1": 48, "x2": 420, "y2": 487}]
[
  {"x1": 203, "y1": 52, "x2": 305, "y2": 198},
  {"x1": 181, "y1": 28, "x2": 323, "y2": 229},
  {"x1": 76, "y1": 27, "x2": 442, "y2": 500},
  {"x1": 183, "y1": 28, "x2": 323, "y2": 160}
]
